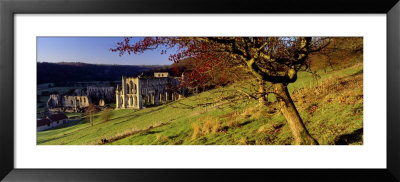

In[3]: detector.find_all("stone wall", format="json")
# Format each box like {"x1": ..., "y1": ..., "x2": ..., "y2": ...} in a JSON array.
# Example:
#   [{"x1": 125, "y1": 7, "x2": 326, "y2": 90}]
[
  {"x1": 87, "y1": 86, "x2": 115, "y2": 103},
  {"x1": 63, "y1": 95, "x2": 90, "y2": 108},
  {"x1": 47, "y1": 94, "x2": 62, "y2": 108},
  {"x1": 47, "y1": 86, "x2": 115, "y2": 112},
  {"x1": 116, "y1": 72, "x2": 183, "y2": 110}
]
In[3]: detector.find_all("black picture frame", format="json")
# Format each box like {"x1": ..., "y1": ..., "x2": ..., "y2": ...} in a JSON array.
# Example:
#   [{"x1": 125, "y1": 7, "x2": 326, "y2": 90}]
[{"x1": 1, "y1": 0, "x2": 399, "y2": 181}]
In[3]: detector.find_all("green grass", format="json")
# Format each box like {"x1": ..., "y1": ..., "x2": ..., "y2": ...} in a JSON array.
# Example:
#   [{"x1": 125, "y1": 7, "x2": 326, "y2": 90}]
[
  {"x1": 64, "y1": 112, "x2": 83, "y2": 118},
  {"x1": 37, "y1": 62, "x2": 363, "y2": 145}
]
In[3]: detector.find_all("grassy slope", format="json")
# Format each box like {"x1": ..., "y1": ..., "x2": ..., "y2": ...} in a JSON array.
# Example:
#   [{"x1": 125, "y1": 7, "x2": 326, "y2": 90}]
[{"x1": 37, "y1": 62, "x2": 363, "y2": 145}]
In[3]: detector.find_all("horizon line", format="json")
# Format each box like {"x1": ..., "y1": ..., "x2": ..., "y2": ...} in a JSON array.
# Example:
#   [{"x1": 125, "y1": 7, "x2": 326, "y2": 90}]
[{"x1": 37, "y1": 61, "x2": 173, "y2": 66}]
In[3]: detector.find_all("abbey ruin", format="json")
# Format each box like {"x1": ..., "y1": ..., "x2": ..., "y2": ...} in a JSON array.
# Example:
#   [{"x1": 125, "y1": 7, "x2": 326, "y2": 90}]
[
  {"x1": 47, "y1": 86, "x2": 114, "y2": 112},
  {"x1": 115, "y1": 72, "x2": 184, "y2": 109},
  {"x1": 46, "y1": 72, "x2": 184, "y2": 112}
]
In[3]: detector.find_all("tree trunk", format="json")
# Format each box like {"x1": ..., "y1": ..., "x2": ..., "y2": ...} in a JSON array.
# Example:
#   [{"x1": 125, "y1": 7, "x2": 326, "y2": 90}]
[
  {"x1": 273, "y1": 83, "x2": 318, "y2": 145},
  {"x1": 90, "y1": 111, "x2": 94, "y2": 126},
  {"x1": 258, "y1": 79, "x2": 268, "y2": 106}
]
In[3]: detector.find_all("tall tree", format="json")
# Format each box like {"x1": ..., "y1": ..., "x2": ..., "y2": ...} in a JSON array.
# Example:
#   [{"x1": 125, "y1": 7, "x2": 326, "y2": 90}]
[{"x1": 111, "y1": 37, "x2": 330, "y2": 145}]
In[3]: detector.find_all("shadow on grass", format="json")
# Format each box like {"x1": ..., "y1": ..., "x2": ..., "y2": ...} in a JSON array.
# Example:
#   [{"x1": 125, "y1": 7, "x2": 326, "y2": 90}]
[
  {"x1": 45, "y1": 119, "x2": 84, "y2": 131},
  {"x1": 111, "y1": 106, "x2": 167, "y2": 125},
  {"x1": 170, "y1": 102, "x2": 196, "y2": 109},
  {"x1": 37, "y1": 131, "x2": 92, "y2": 145},
  {"x1": 335, "y1": 128, "x2": 363, "y2": 145},
  {"x1": 141, "y1": 130, "x2": 162, "y2": 136},
  {"x1": 351, "y1": 69, "x2": 363, "y2": 76},
  {"x1": 239, "y1": 120, "x2": 254, "y2": 127},
  {"x1": 168, "y1": 134, "x2": 180, "y2": 139},
  {"x1": 37, "y1": 135, "x2": 68, "y2": 144}
]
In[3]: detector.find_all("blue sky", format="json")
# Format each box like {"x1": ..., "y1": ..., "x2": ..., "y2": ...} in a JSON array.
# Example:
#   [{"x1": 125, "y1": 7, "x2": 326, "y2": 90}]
[{"x1": 37, "y1": 37, "x2": 173, "y2": 65}]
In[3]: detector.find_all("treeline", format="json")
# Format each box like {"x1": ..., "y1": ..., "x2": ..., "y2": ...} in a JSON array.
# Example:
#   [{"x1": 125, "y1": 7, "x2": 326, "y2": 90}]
[{"x1": 37, "y1": 62, "x2": 166, "y2": 84}]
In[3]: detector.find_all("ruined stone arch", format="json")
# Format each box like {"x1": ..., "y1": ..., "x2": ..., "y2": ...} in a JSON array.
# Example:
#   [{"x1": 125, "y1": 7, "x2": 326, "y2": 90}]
[
  {"x1": 132, "y1": 82, "x2": 137, "y2": 94},
  {"x1": 134, "y1": 96, "x2": 137, "y2": 106},
  {"x1": 48, "y1": 98, "x2": 56, "y2": 108},
  {"x1": 129, "y1": 81, "x2": 136, "y2": 94},
  {"x1": 126, "y1": 84, "x2": 130, "y2": 94},
  {"x1": 130, "y1": 95, "x2": 134, "y2": 106}
]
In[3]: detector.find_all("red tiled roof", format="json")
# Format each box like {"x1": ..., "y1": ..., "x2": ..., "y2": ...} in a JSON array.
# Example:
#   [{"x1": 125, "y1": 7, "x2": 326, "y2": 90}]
[
  {"x1": 37, "y1": 118, "x2": 51, "y2": 127},
  {"x1": 47, "y1": 113, "x2": 68, "y2": 121}
]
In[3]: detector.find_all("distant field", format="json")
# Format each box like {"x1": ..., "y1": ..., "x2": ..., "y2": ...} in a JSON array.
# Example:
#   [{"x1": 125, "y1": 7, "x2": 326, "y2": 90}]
[
  {"x1": 37, "y1": 62, "x2": 363, "y2": 145},
  {"x1": 37, "y1": 86, "x2": 79, "y2": 96}
]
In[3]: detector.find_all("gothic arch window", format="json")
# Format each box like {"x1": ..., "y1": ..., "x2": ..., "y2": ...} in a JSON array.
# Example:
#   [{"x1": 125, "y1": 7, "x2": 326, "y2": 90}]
[
  {"x1": 134, "y1": 96, "x2": 137, "y2": 106},
  {"x1": 130, "y1": 81, "x2": 136, "y2": 94},
  {"x1": 130, "y1": 96, "x2": 134, "y2": 106}
]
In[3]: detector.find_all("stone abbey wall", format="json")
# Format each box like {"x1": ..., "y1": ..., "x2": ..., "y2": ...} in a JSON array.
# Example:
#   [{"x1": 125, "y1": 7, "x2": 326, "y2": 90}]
[
  {"x1": 87, "y1": 86, "x2": 115, "y2": 103},
  {"x1": 46, "y1": 73, "x2": 182, "y2": 111},
  {"x1": 63, "y1": 95, "x2": 90, "y2": 108},
  {"x1": 47, "y1": 86, "x2": 114, "y2": 112},
  {"x1": 115, "y1": 72, "x2": 183, "y2": 109},
  {"x1": 47, "y1": 94, "x2": 90, "y2": 112}
]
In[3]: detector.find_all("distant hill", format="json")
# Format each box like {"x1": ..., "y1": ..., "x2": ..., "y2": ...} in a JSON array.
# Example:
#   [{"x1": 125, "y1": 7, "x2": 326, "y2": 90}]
[{"x1": 37, "y1": 62, "x2": 170, "y2": 84}]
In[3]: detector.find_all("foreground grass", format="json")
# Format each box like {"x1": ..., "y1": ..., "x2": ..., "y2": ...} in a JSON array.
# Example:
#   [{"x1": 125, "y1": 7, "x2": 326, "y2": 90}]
[{"x1": 37, "y1": 62, "x2": 363, "y2": 145}]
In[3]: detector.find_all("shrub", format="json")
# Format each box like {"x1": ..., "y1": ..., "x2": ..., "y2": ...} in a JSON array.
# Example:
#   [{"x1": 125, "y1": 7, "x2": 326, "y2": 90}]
[
  {"x1": 227, "y1": 119, "x2": 240, "y2": 128},
  {"x1": 155, "y1": 133, "x2": 168, "y2": 142},
  {"x1": 202, "y1": 117, "x2": 221, "y2": 134},
  {"x1": 191, "y1": 123, "x2": 202, "y2": 140},
  {"x1": 238, "y1": 137, "x2": 249, "y2": 145},
  {"x1": 191, "y1": 116, "x2": 222, "y2": 140},
  {"x1": 257, "y1": 125, "x2": 269, "y2": 133}
]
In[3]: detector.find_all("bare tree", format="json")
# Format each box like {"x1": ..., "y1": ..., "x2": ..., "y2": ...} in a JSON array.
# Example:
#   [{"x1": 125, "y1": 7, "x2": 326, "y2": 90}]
[{"x1": 85, "y1": 104, "x2": 96, "y2": 126}]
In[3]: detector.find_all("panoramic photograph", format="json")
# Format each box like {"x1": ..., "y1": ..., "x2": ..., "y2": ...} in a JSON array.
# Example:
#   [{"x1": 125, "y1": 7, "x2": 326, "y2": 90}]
[{"x1": 36, "y1": 37, "x2": 363, "y2": 145}]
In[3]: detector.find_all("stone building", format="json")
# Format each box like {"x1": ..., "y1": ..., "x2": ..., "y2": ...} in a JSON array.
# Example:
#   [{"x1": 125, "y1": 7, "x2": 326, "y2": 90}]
[
  {"x1": 63, "y1": 95, "x2": 90, "y2": 108},
  {"x1": 47, "y1": 94, "x2": 90, "y2": 112},
  {"x1": 46, "y1": 86, "x2": 114, "y2": 112},
  {"x1": 87, "y1": 86, "x2": 115, "y2": 103},
  {"x1": 37, "y1": 113, "x2": 69, "y2": 131},
  {"x1": 99, "y1": 99, "x2": 105, "y2": 106},
  {"x1": 115, "y1": 72, "x2": 184, "y2": 109}
]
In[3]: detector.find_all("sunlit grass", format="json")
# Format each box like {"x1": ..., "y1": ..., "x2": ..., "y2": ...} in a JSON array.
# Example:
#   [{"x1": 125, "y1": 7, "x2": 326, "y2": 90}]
[{"x1": 37, "y1": 62, "x2": 363, "y2": 145}]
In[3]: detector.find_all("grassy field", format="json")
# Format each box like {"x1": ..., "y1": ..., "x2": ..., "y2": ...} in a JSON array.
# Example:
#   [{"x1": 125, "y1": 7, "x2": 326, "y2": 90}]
[{"x1": 37, "y1": 62, "x2": 363, "y2": 145}]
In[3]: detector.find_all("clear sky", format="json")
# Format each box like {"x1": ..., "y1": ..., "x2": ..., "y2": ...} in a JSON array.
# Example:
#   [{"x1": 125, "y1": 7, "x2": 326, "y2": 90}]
[{"x1": 37, "y1": 37, "x2": 173, "y2": 65}]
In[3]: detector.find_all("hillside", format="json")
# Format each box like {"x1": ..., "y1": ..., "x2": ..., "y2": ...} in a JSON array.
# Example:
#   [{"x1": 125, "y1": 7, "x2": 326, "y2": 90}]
[
  {"x1": 37, "y1": 62, "x2": 363, "y2": 145},
  {"x1": 37, "y1": 62, "x2": 166, "y2": 84}
]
